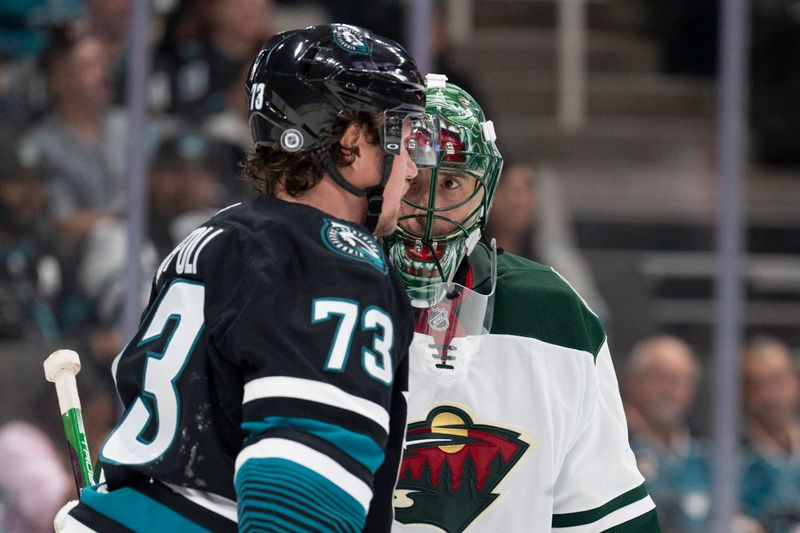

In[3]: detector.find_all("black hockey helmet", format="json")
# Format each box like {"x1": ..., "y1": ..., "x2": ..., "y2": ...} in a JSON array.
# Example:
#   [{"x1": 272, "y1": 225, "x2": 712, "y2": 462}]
[{"x1": 246, "y1": 24, "x2": 436, "y2": 231}]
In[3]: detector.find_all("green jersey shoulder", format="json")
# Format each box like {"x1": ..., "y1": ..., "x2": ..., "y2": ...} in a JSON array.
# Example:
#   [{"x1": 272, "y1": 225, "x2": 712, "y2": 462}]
[{"x1": 471, "y1": 243, "x2": 605, "y2": 360}]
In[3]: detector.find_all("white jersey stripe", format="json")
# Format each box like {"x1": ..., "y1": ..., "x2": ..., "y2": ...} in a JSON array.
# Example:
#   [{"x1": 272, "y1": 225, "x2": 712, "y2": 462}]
[
  {"x1": 552, "y1": 496, "x2": 656, "y2": 532},
  {"x1": 165, "y1": 483, "x2": 238, "y2": 522},
  {"x1": 235, "y1": 437, "x2": 373, "y2": 513},
  {"x1": 243, "y1": 376, "x2": 390, "y2": 432}
]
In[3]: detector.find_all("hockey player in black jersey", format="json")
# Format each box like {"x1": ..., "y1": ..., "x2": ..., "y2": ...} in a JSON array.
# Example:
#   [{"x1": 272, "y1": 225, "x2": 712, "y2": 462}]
[{"x1": 61, "y1": 24, "x2": 440, "y2": 532}]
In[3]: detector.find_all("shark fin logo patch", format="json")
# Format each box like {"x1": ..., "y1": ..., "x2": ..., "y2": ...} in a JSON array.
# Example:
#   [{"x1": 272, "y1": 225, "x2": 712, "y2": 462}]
[
  {"x1": 321, "y1": 219, "x2": 387, "y2": 274},
  {"x1": 332, "y1": 24, "x2": 371, "y2": 55},
  {"x1": 395, "y1": 406, "x2": 530, "y2": 532}
]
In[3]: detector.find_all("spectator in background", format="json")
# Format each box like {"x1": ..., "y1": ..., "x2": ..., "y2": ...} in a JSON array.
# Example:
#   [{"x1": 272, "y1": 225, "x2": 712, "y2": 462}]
[
  {"x1": 0, "y1": 132, "x2": 60, "y2": 346},
  {"x1": 0, "y1": 420, "x2": 71, "y2": 533},
  {"x1": 22, "y1": 26, "x2": 158, "y2": 354},
  {"x1": 0, "y1": 131, "x2": 68, "y2": 424},
  {"x1": 154, "y1": 0, "x2": 274, "y2": 122},
  {"x1": 0, "y1": 2, "x2": 83, "y2": 131},
  {"x1": 81, "y1": 0, "x2": 130, "y2": 104},
  {"x1": 83, "y1": 0, "x2": 129, "y2": 55},
  {"x1": 485, "y1": 162, "x2": 537, "y2": 257},
  {"x1": 486, "y1": 161, "x2": 608, "y2": 319},
  {"x1": 202, "y1": 60, "x2": 259, "y2": 204},
  {"x1": 148, "y1": 131, "x2": 222, "y2": 259},
  {"x1": 202, "y1": 60, "x2": 251, "y2": 154},
  {"x1": 623, "y1": 334, "x2": 711, "y2": 533},
  {"x1": 23, "y1": 26, "x2": 127, "y2": 244},
  {"x1": 0, "y1": 1, "x2": 81, "y2": 61},
  {"x1": 740, "y1": 336, "x2": 800, "y2": 532}
]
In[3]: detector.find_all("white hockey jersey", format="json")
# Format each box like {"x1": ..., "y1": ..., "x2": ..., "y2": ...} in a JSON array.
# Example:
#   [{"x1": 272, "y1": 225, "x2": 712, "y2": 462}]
[{"x1": 393, "y1": 245, "x2": 660, "y2": 532}]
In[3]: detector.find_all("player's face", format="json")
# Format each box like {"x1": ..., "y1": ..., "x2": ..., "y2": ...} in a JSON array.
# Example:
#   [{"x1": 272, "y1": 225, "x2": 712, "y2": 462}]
[
  {"x1": 374, "y1": 119, "x2": 419, "y2": 236},
  {"x1": 399, "y1": 168, "x2": 483, "y2": 237}
]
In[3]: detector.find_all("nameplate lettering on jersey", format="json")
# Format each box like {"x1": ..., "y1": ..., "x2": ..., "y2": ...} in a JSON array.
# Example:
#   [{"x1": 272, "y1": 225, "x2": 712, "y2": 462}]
[{"x1": 157, "y1": 226, "x2": 224, "y2": 282}]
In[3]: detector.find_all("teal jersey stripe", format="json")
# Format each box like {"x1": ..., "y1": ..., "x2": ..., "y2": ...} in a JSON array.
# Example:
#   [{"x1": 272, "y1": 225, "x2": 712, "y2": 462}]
[
  {"x1": 239, "y1": 495, "x2": 332, "y2": 531},
  {"x1": 237, "y1": 476, "x2": 356, "y2": 530},
  {"x1": 603, "y1": 509, "x2": 662, "y2": 532},
  {"x1": 552, "y1": 483, "x2": 650, "y2": 528},
  {"x1": 238, "y1": 486, "x2": 347, "y2": 531},
  {"x1": 237, "y1": 463, "x2": 364, "y2": 527},
  {"x1": 235, "y1": 457, "x2": 365, "y2": 533},
  {"x1": 242, "y1": 416, "x2": 385, "y2": 473},
  {"x1": 239, "y1": 465, "x2": 357, "y2": 518},
  {"x1": 80, "y1": 485, "x2": 209, "y2": 533}
]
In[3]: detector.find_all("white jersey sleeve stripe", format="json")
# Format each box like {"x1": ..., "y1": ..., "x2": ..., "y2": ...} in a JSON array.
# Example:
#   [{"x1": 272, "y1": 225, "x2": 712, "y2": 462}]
[
  {"x1": 234, "y1": 437, "x2": 373, "y2": 513},
  {"x1": 552, "y1": 495, "x2": 656, "y2": 532},
  {"x1": 243, "y1": 376, "x2": 390, "y2": 432}
]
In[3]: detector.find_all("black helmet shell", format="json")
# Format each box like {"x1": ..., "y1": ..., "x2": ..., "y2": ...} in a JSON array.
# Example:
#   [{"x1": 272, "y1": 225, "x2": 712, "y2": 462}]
[{"x1": 247, "y1": 24, "x2": 425, "y2": 152}]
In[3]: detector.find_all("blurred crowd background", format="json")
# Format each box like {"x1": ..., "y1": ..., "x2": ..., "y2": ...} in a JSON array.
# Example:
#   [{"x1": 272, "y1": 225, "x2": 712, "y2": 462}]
[{"x1": 0, "y1": 0, "x2": 797, "y2": 532}]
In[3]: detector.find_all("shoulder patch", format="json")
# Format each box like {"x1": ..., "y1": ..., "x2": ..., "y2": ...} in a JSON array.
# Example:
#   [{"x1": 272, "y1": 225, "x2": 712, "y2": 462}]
[{"x1": 321, "y1": 219, "x2": 387, "y2": 274}]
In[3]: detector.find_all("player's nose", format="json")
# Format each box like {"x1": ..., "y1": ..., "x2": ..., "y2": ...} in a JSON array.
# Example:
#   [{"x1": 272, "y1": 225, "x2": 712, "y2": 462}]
[{"x1": 402, "y1": 214, "x2": 427, "y2": 234}]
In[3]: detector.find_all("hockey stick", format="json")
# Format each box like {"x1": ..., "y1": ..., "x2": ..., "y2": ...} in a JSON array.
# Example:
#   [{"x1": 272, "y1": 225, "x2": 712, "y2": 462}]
[{"x1": 44, "y1": 349, "x2": 94, "y2": 492}]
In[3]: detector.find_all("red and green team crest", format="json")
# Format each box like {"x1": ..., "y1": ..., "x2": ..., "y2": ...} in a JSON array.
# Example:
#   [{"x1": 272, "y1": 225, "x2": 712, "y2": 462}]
[{"x1": 395, "y1": 406, "x2": 530, "y2": 532}]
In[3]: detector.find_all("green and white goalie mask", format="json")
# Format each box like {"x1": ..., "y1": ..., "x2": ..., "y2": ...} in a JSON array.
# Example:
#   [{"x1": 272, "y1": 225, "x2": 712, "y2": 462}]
[{"x1": 386, "y1": 75, "x2": 503, "y2": 292}]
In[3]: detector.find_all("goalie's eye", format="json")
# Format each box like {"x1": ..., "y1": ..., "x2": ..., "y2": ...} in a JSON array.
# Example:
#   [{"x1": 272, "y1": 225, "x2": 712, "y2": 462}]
[{"x1": 441, "y1": 177, "x2": 460, "y2": 190}]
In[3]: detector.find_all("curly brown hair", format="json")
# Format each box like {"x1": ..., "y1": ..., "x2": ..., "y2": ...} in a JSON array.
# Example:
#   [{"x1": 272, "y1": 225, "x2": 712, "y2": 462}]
[{"x1": 242, "y1": 111, "x2": 382, "y2": 197}]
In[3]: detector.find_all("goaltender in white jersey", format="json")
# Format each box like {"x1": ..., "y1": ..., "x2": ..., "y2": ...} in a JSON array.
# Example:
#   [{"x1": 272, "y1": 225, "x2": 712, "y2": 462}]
[{"x1": 385, "y1": 76, "x2": 660, "y2": 532}]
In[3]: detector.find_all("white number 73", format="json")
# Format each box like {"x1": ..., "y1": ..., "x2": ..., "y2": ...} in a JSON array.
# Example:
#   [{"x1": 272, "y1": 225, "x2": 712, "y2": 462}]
[{"x1": 312, "y1": 298, "x2": 394, "y2": 385}]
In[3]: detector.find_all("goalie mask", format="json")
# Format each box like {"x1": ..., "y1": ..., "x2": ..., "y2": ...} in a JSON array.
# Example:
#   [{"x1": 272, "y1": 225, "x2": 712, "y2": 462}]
[{"x1": 386, "y1": 76, "x2": 503, "y2": 290}]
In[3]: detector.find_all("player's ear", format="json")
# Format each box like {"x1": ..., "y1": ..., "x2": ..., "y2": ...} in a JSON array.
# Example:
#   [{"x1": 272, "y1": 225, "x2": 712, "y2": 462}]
[{"x1": 340, "y1": 123, "x2": 362, "y2": 152}]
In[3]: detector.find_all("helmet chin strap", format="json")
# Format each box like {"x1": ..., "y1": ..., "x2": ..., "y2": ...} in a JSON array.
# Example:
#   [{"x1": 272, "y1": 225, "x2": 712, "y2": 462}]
[{"x1": 318, "y1": 150, "x2": 395, "y2": 233}]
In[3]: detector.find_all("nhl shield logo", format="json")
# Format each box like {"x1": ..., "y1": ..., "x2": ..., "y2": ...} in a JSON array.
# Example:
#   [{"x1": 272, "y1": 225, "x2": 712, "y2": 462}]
[
  {"x1": 332, "y1": 24, "x2": 372, "y2": 55},
  {"x1": 395, "y1": 406, "x2": 530, "y2": 532},
  {"x1": 428, "y1": 307, "x2": 450, "y2": 331},
  {"x1": 321, "y1": 219, "x2": 387, "y2": 274}
]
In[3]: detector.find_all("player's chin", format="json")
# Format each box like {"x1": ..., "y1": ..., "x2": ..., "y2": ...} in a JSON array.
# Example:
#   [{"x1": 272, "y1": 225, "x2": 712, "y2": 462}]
[
  {"x1": 373, "y1": 214, "x2": 401, "y2": 237},
  {"x1": 373, "y1": 220, "x2": 398, "y2": 237}
]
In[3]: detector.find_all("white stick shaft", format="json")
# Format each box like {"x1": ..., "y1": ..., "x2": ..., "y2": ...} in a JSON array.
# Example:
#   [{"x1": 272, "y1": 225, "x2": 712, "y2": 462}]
[{"x1": 53, "y1": 372, "x2": 82, "y2": 414}]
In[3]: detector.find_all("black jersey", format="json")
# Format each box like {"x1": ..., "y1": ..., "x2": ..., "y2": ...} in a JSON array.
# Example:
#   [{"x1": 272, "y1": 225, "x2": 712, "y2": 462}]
[{"x1": 69, "y1": 196, "x2": 413, "y2": 532}]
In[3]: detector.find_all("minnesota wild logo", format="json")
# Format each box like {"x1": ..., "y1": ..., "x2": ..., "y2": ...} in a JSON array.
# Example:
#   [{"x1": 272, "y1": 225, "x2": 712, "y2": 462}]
[{"x1": 395, "y1": 406, "x2": 530, "y2": 532}]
